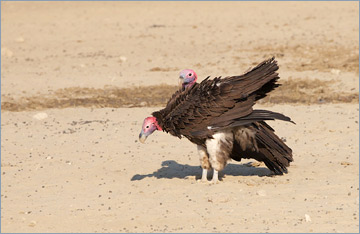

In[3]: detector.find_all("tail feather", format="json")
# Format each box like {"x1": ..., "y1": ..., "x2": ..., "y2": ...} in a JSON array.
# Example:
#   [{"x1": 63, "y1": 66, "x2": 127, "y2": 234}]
[{"x1": 230, "y1": 121, "x2": 293, "y2": 175}]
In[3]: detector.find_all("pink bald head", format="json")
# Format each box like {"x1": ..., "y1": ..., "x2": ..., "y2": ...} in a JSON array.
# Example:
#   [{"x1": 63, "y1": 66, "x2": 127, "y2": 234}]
[
  {"x1": 139, "y1": 116, "x2": 162, "y2": 143},
  {"x1": 179, "y1": 69, "x2": 197, "y2": 89}
]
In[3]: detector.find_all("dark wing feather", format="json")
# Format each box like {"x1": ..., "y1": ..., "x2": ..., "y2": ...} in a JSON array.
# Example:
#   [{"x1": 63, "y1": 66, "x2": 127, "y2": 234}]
[
  {"x1": 153, "y1": 57, "x2": 284, "y2": 141},
  {"x1": 221, "y1": 56, "x2": 280, "y2": 100},
  {"x1": 191, "y1": 109, "x2": 294, "y2": 136},
  {"x1": 212, "y1": 109, "x2": 295, "y2": 129}
]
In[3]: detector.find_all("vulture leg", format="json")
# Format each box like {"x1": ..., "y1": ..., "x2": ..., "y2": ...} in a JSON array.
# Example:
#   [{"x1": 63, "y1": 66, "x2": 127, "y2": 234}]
[
  {"x1": 197, "y1": 145, "x2": 211, "y2": 181},
  {"x1": 206, "y1": 131, "x2": 233, "y2": 183},
  {"x1": 212, "y1": 169, "x2": 219, "y2": 183},
  {"x1": 201, "y1": 169, "x2": 208, "y2": 182}
]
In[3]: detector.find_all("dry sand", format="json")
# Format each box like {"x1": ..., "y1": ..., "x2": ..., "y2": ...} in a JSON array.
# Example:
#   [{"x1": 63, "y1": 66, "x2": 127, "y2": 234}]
[{"x1": 1, "y1": 1, "x2": 359, "y2": 233}]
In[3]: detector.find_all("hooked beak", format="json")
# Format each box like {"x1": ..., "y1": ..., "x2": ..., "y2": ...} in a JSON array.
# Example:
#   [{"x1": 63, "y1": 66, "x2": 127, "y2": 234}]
[
  {"x1": 178, "y1": 75, "x2": 185, "y2": 88},
  {"x1": 139, "y1": 131, "x2": 147, "y2": 143},
  {"x1": 179, "y1": 75, "x2": 193, "y2": 89}
]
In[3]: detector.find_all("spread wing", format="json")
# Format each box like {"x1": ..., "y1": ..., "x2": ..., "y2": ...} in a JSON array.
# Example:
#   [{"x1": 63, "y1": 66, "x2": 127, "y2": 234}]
[{"x1": 153, "y1": 57, "x2": 292, "y2": 139}]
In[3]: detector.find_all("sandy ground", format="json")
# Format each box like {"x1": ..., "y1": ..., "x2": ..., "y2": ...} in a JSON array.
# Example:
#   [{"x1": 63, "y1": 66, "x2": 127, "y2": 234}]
[
  {"x1": 1, "y1": 1, "x2": 359, "y2": 233},
  {"x1": 1, "y1": 105, "x2": 359, "y2": 233}
]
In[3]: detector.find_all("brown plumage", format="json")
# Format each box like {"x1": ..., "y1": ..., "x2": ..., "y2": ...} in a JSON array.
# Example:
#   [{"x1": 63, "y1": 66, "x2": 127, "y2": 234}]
[{"x1": 140, "y1": 57, "x2": 294, "y2": 182}]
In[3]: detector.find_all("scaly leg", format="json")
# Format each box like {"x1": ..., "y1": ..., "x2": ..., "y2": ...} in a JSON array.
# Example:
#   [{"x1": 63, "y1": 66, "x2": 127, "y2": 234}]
[
  {"x1": 201, "y1": 168, "x2": 208, "y2": 182},
  {"x1": 211, "y1": 169, "x2": 219, "y2": 183}
]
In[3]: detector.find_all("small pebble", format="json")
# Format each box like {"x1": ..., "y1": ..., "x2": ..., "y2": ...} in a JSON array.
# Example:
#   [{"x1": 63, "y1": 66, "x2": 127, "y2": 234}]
[
  {"x1": 33, "y1": 112, "x2": 48, "y2": 120},
  {"x1": 256, "y1": 190, "x2": 266, "y2": 196},
  {"x1": 330, "y1": 69, "x2": 341, "y2": 75},
  {"x1": 1, "y1": 47, "x2": 13, "y2": 58},
  {"x1": 305, "y1": 214, "x2": 311, "y2": 222},
  {"x1": 15, "y1": 36, "x2": 25, "y2": 43},
  {"x1": 119, "y1": 56, "x2": 127, "y2": 62},
  {"x1": 28, "y1": 220, "x2": 37, "y2": 227}
]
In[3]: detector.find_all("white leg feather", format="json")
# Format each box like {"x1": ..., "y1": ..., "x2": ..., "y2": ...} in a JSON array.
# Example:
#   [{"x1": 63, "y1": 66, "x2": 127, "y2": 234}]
[
  {"x1": 205, "y1": 130, "x2": 233, "y2": 183},
  {"x1": 197, "y1": 145, "x2": 211, "y2": 182}
]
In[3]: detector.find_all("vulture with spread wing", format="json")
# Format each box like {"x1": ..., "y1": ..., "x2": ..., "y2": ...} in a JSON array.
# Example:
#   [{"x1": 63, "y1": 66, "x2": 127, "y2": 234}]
[{"x1": 139, "y1": 57, "x2": 294, "y2": 183}]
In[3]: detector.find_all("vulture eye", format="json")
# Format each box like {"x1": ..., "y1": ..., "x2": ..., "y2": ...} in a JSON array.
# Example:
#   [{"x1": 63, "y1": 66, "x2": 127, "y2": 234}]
[
  {"x1": 146, "y1": 126, "x2": 149, "y2": 128},
  {"x1": 188, "y1": 73, "x2": 192, "y2": 76}
]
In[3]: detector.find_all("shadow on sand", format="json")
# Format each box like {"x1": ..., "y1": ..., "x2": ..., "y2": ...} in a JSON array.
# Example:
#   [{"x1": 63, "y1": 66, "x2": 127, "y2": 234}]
[{"x1": 131, "y1": 160, "x2": 273, "y2": 181}]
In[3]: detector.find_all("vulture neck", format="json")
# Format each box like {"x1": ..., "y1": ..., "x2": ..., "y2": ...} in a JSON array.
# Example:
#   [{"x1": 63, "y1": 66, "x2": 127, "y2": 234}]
[
  {"x1": 154, "y1": 119, "x2": 162, "y2": 131},
  {"x1": 151, "y1": 112, "x2": 164, "y2": 131}
]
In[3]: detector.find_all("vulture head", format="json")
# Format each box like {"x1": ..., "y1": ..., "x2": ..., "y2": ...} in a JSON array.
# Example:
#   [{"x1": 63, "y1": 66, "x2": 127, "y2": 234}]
[
  {"x1": 139, "y1": 116, "x2": 162, "y2": 143},
  {"x1": 179, "y1": 69, "x2": 197, "y2": 89}
]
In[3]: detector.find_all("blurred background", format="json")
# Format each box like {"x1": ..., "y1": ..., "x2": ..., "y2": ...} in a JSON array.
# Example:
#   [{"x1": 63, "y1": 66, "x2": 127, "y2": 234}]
[{"x1": 1, "y1": 1, "x2": 358, "y2": 110}]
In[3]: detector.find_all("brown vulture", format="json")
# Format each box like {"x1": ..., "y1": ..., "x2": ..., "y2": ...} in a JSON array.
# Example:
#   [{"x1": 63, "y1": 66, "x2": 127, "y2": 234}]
[{"x1": 139, "y1": 57, "x2": 294, "y2": 183}]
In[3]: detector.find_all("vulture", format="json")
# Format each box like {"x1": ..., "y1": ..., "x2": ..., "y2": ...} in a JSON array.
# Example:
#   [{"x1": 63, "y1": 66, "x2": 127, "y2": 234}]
[{"x1": 139, "y1": 57, "x2": 294, "y2": 183}]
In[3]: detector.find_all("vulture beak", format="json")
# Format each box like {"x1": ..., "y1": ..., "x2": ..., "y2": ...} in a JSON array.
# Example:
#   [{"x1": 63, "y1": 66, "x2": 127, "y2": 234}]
[
  {"x1": 179, "y1": 75, "x2": 193, "y2": 89},
  {"x1": 139, "y1": 130, "x2": 147, "y2": 144},
  {"x1": 178, "y1": 75, "x2": 184, "y2": 88}
]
